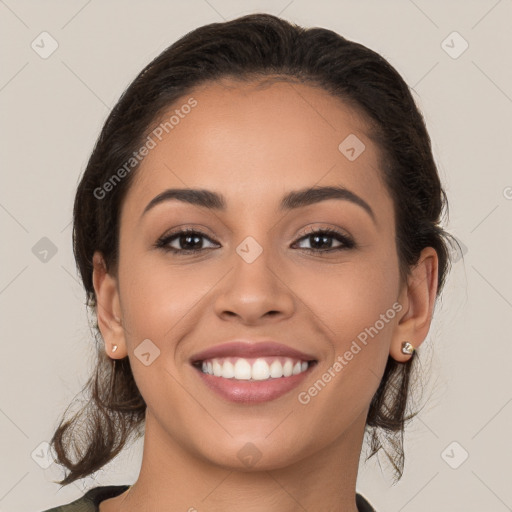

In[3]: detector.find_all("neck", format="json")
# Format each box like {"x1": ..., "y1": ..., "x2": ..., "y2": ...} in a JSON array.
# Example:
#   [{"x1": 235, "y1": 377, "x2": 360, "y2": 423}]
[{"x1": 104, "y1": 410, "x2": 367, "y2": 512}]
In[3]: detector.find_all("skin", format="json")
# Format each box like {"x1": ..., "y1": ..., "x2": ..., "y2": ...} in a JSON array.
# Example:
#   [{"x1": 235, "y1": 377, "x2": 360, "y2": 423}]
[{"x1": 93, "y1": 78, "x2": 438, "y2": 512}]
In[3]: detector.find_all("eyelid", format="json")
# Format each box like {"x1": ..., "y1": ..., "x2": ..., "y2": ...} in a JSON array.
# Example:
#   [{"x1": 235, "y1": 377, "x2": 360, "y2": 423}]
[{"x1": 296, "y1": 224, "x2": 352, "y2": 240}]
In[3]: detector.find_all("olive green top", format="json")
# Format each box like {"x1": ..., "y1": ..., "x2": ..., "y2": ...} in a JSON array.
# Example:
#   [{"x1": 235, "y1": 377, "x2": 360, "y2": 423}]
[
  {"x1": 40, "y1": 485, "x2": 376, "y2": 511},
  {"x1": 40, "y1": 486, "x2": 130, "y2": 512}
]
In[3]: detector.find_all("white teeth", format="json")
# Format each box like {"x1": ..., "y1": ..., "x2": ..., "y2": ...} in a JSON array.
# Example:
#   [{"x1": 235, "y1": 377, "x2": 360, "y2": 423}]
[
  {"x1": 222, "y1": 360, "x2": 235, "y2": 378},
  {"x1": 269, "y1": 360, "x2": 283, "y2": 378},
  {"x1": 234, "y1": 358, "x2": 252, "y2": 380},
  {"x1": 251, "y1": 358, "x2": 270, "y2": 380},
  {"x1": 283, "y1": 360, "x2": 293, "y2": 377},
  {"x1": 212, "y1": 359, "x2": 223, "y2": 377},
  {"x1": 199, "y1": 357, "x2": 311, "y2": 380}
]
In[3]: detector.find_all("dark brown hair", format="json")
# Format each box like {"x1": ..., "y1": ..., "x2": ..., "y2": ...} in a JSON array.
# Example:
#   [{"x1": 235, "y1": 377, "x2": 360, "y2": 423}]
[{"x1": 50, "y1": 12, "x2": 455, "y2": 486}]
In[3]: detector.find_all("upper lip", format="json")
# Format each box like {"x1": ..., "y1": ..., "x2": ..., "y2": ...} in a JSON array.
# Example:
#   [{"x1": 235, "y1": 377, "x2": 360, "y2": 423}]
[{"x1": 190, "y1": 340, "x2": 317, "y2": 364}]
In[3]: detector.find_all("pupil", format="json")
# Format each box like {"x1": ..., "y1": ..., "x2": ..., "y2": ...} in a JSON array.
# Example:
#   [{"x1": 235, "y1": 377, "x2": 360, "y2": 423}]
[
  {"x1": 311, "y1": 234, "x2": 331, "y2": 249},
  {"x1": 182, "y1": 234, "x2": 201, "y2": 249}
]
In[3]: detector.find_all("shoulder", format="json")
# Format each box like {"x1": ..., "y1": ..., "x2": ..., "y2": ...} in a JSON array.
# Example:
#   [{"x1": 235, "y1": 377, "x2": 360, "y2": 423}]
[
  {"x1": 39, "y1": 485, "x2": 131, "y2": 512},
  {"x1": 356, "y1": 493, "x2": 377, "y2": 512}
]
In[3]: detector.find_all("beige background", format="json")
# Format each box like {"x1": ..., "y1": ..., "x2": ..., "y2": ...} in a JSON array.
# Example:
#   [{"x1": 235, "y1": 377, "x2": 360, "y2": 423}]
[{"x1": 1, "y1": 1, "x2": 511, "y2": 511}]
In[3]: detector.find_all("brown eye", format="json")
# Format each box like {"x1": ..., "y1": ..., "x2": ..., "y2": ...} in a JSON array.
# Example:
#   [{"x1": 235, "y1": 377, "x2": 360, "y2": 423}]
[
  {"x1": 155, "y1": 229, "x2": 219, "y2": 255},
  {"x1": 292, "y1": 228, "x2": 355, "y2": 253}
]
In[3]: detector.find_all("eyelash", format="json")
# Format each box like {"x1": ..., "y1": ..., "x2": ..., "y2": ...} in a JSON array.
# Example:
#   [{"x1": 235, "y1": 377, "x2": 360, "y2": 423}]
[{"x1": 154, "y1": 227, "x2": 356, "y2": 256}]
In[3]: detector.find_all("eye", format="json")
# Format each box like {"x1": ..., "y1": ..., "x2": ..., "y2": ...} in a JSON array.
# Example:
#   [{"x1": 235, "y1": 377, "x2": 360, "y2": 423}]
[
  {"x1": 154, "y1": 226, "x2": 355, "y2": 256},
  {"x1": 155, "y1": 228, "x2": 219, "y2": 255},
  {"x1": 292, "y1": 227, "x2": 355, "y2": 253}
]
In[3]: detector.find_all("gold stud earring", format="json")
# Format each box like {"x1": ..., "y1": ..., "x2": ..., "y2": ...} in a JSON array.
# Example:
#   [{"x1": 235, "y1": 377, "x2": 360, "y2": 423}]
[{"x1": 401, "y1": 341, "x2": 415, "y2": 356}]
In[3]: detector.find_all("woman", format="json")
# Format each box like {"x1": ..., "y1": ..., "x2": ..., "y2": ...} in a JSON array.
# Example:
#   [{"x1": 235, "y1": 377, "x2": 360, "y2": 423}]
[{"x1": 42, "y1": 12, "x2": 454, "y2": 512}]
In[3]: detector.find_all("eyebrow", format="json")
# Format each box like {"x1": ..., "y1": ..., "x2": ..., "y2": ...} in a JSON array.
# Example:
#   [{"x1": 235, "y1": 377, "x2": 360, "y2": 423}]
[{"x1": 141, "y1": 185, "x2": 375, "y2": 223}]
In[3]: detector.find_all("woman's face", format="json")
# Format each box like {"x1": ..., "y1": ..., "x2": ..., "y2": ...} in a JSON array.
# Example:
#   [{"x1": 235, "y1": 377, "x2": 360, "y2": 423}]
[{"x1": 107, "y1": 79, "x2": 407, "y2": 469}]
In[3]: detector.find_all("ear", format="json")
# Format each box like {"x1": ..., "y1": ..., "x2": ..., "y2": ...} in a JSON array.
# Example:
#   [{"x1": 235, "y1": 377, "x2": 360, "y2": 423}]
[
  {"x1": 92, "y1": 251, "x2": 127, "y2": 359},
  {"x1": 390, "y1": 247, "x2": 439, "y2": 362}
]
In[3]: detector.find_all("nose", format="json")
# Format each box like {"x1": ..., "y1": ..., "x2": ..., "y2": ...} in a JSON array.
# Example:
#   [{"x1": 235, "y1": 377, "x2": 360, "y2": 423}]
[{"x1": 213, "y1": 242, "x2": 295, "y2": 325}]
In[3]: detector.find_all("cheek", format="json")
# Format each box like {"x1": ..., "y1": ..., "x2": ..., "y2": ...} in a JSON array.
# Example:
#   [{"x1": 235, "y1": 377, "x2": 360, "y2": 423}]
[
  {"x1": 116, "y1": 258, "x2": 207, "y2": 413},
  {"x1": 298, "y1": 255, "x2": 399, "y2": 345},
  {"x1": 334, "y1": 270, "x2": 398, "y2": 348},
  {"x1": 118, "y1": 258, "x2": 210, "y2": 346},
  {"x1": 302, "y1": 251, "x2": 400, "y2": 398}
]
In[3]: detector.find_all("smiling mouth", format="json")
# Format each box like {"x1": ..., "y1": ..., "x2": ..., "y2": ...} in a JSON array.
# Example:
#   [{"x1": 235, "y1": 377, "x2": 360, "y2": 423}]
[{"x1": 192, "y1": 356, "x2": 318, "y2": 381}]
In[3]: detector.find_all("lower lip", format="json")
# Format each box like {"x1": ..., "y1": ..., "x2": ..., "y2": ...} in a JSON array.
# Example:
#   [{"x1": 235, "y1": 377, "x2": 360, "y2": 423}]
[{"x1": 193, "y1": 364, "x2": 316, "y2": 404}]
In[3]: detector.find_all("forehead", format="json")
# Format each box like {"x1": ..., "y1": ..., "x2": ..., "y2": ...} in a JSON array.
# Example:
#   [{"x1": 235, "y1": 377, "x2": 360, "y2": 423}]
[{"x1": 123, "y1": 78, "x2": 391, "y2": 219}]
